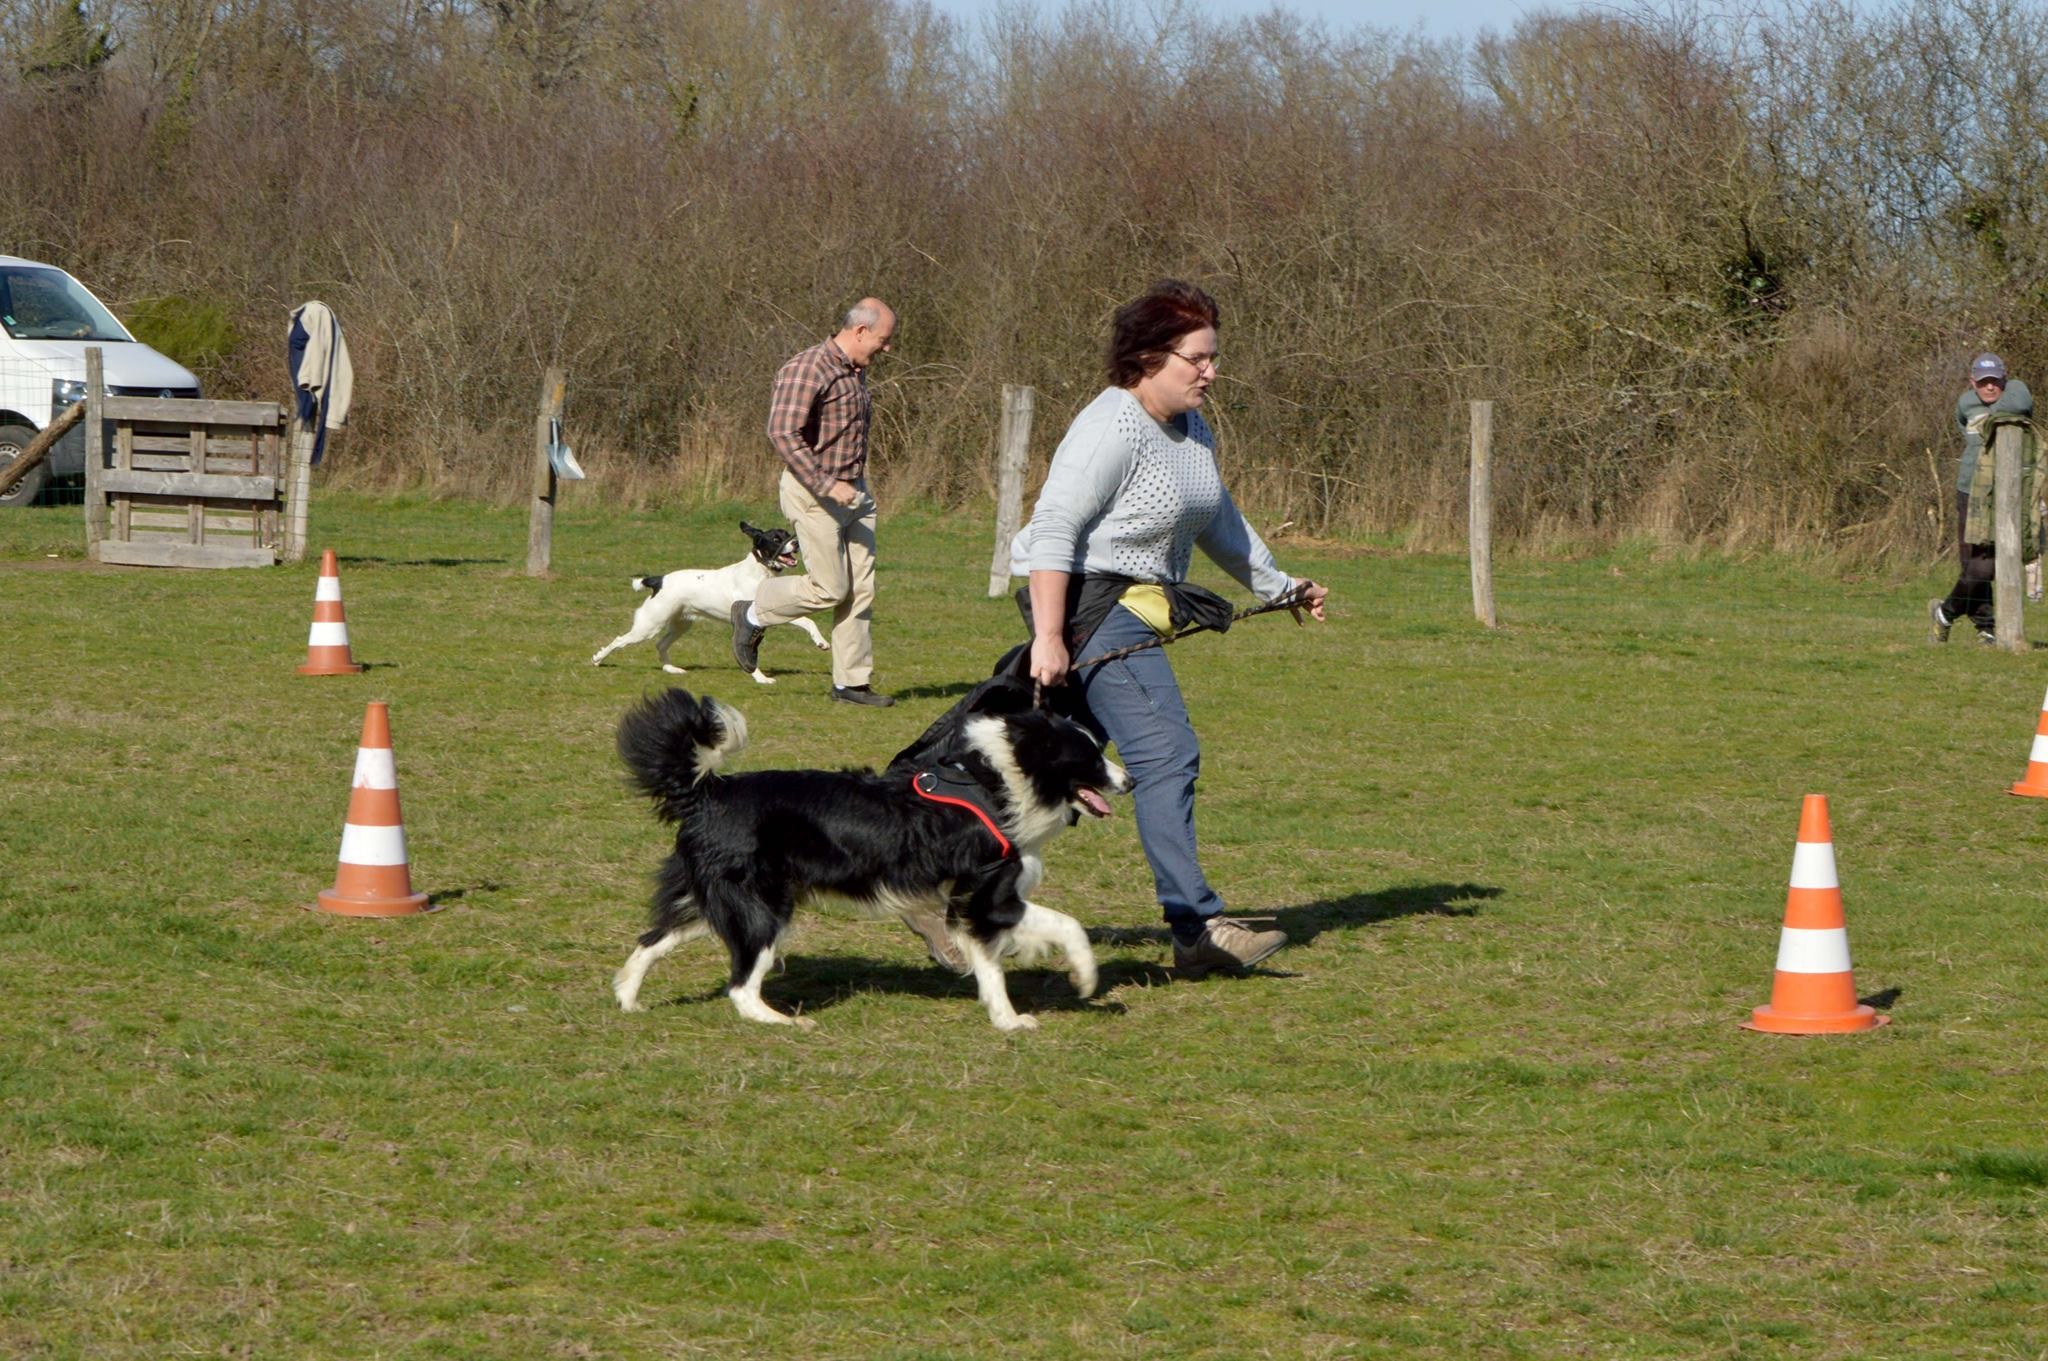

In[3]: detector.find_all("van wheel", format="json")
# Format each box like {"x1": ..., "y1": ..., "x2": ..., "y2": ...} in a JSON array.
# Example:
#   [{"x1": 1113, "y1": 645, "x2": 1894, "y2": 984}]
[{"x1": 0, "y1": 425, "x2": 49, "y2": 507}]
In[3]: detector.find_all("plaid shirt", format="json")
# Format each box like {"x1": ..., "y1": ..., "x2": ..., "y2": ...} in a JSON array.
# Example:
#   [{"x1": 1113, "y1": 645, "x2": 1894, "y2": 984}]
[{"x1": 766, "y1": 338, "x2": 870, "y2": 497}]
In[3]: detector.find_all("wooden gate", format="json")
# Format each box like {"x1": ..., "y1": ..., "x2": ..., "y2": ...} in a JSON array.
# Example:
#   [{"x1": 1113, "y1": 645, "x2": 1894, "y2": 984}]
[{"x1": 88, "y1": 395, "x2": 289, "y2": 568}]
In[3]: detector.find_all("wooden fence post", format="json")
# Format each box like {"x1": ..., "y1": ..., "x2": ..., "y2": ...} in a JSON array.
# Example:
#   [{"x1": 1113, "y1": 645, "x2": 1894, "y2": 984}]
[
  {"x1": 527, "y1": 367, "x2": 566, "y2": 577},
  {"x1": 1993, "y1": 422, "x2": 2025, "y2": 651},
  {"x1": 84, "y1": 347, "x2": 105, "y2": 557},
  {"x1": 282, "y1": 414, "x2": 315, "y2": 564},
  {"x1": 1469, "y1": 399, "x2": 1498, "y2": 629},
  {"x1": 988, "y1": 384, "x2": 1033, "y2": 598}
]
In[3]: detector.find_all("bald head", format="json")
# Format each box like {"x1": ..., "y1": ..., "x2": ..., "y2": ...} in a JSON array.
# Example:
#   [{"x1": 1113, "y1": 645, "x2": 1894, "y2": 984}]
[{"x1": 835, "y1": 298, "x2": 896, "y2": 368}]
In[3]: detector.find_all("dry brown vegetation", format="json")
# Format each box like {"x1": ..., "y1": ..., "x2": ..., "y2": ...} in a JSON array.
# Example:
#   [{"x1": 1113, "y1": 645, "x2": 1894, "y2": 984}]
[{"x1": 5, "y1": 0, "x2": 2046, "y2": 554}]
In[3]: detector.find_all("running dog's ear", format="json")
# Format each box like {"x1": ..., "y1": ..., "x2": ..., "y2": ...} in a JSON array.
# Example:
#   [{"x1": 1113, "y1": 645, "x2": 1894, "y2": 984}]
[{"x1": 739, "y1": 520, "x2": 762, "y2": 536}]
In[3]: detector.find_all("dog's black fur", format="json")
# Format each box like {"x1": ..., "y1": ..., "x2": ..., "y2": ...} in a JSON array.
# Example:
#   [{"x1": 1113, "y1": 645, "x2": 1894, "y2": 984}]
[{"x1": 610, "y1": 687, "x2": 1131, "y2": 1031}]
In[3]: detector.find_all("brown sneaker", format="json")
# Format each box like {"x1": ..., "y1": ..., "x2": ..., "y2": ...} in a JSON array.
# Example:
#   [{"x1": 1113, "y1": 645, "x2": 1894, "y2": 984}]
[
  {"x1": 1173, "y1": 916, "x2": 1288, "y2": 977},
  {"x1": 901, "y1": 909, "x2": 970, "y2": 975}
]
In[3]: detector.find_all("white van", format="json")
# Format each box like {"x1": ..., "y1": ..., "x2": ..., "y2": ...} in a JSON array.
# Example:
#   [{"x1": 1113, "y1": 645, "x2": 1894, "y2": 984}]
[{"x1": 0, "y1": 256, "x2": 201, "y2": 506}]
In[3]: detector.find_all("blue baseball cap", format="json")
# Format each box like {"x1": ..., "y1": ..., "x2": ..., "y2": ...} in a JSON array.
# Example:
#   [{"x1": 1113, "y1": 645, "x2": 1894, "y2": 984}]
[{"x1": 1971, "y1": 352, "x2": 2008, "y2": 382}]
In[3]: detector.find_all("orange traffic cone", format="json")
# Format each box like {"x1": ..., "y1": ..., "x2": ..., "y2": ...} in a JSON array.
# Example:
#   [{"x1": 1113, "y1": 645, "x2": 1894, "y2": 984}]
[
  {"x1": 315, "y1": 701, "x2": 430, "y2": 916},
  {"x1": 297, "y1": 549, "x2": 364, "y2": 676},
  {"x1": 2010, "y1": 686, "x2": 2048, "y2": 797},
  {"x1": 1742, "y1": 794, "x2": 1887, "y2": 1034}
]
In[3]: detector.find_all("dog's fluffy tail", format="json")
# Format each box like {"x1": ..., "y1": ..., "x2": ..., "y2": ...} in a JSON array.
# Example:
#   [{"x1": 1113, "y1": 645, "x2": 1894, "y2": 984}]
[
  {"x1": 632, "y1": 574, "x2": 663, "y2": 593},
  {"x1": 617, "y1": 688, "x2": 749, "y2": 822}
]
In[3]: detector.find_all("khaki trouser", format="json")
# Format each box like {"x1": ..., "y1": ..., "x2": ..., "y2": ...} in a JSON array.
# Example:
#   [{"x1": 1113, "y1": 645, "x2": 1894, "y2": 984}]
[{"x1": 753, "y1": 470, "x2": 877, "y2": 688}]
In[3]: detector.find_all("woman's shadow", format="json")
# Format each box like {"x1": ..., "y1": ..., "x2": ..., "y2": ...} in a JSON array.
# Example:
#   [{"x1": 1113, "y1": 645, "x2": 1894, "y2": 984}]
[{"x1": 1082, "y1": 880, "x2": 1502, "y2": 988}]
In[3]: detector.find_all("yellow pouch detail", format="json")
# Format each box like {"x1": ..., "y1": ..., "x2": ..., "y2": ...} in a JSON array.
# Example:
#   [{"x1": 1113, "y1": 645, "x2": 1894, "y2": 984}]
[{"x1": 1119, "y1": 583, "x2": 1174, "y2": 637}]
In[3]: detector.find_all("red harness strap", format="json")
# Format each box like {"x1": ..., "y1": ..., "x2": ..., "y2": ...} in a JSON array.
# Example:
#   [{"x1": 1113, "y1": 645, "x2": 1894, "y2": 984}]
[{"x1": 910, "y1": 772, "x2": 1012, "y2": 859}]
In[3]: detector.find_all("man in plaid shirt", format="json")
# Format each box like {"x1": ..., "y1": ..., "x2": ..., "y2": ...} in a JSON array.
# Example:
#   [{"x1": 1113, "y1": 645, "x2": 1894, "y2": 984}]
[{"x1": 731, "y1": 298, "x2": 898, "y2": 707}]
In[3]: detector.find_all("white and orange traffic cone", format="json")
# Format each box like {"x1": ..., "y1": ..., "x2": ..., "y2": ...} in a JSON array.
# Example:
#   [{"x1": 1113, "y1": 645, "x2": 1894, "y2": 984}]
[
  {"x1": 315, "y1": 701, "x2": 430, "y2": 916},
  {"x1": 297, "y1": 549, "x2": 364, "y2": 676},
  {"x1": 1742, "y1": 794, "x2": 1887, "y2": 1034},
  {"x1": 2011, "y1": 686, "x2": 2048, "y2": 798}
]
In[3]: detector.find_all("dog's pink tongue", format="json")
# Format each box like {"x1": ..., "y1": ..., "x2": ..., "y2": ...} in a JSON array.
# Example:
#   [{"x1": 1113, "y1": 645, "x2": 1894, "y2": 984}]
[{"x1": 1078, "y1": 788, "x2": 1112, "y2": 818}]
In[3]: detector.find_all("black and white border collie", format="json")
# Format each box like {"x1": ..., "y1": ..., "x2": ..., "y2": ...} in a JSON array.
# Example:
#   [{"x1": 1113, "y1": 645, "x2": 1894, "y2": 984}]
[
  {"x1": 611, "y1": 686, "x2": 1131, "y2": 1031},
  {"x1": 591, "y1": 521, "x2": 829, "y2": 682}
]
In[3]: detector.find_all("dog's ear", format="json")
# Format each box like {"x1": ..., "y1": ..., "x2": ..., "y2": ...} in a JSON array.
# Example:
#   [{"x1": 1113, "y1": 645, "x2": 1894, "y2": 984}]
[{"x1": 739, "y1": 520, "x2": 761, "y2": 536}]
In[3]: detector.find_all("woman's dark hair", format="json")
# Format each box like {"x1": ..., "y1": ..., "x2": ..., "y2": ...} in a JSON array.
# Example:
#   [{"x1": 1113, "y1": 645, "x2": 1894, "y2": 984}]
[{"x1": 1106, "y1": 279, "x2": 1220, "y2": 388}]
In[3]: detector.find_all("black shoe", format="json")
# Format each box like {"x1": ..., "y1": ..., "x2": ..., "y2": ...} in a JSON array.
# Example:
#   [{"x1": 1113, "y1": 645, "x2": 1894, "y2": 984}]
[
  {"x1": 730, "y1": 601, "x2": 765, "y2": 672},
  {"x1": 831, "y1": 684, "x2": 895, "y2": 707}
]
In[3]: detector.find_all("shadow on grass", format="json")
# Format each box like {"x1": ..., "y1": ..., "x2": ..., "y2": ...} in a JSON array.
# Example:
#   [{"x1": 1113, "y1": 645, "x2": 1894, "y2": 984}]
[
  {"x1": 336, "y1": 554, "x2": 507, "y2": 568},
  {"x1": 654, "y1": 954, "x2": 1135, "y2": 1021},
  {"x1": 640, "y1": 882, "x2": 1501, "y2": 1018},
  {"x1": 889, "y1": 679, "x2": 983, "y2": 702},
  {"x1": 425, "y1": 882, "x2": 505, "y2": 907},
  {"x1": 1272, "y1": 881, "x2": 1500, "y2": 945}
]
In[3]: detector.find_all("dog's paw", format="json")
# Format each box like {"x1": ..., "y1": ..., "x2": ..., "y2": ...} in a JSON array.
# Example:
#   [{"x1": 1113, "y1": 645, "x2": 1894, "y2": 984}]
[
  {"x1": 751, "y1": 670, "x2": 776, "y2": 685},
  {"x1": 662, "y1": 664, "x2": 688, "y2": 675},
  {"x1": 1070, "y1": 965, "x2": 1098, "y2": 1000},
  {"x1": 792, "y1": 1014, "x2": 819, "y2": 1032},
  {"x1": 812, "y1": 639, "x2": 831, "y2": 651},
  {"x1": 993, "y1": 1013, "x2": 1040, "y2": 1033}
]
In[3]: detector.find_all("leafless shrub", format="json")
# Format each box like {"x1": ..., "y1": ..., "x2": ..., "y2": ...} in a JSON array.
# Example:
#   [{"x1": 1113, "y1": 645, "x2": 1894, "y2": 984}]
[{"x1": 3, "y1": 0, "x2": 2046, "y2": 556}]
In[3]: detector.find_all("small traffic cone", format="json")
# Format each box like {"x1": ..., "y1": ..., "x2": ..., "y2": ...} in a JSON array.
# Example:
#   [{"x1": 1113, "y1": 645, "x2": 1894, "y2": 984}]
[
  {"x1": 2010, "y1": 686, "x2": 2048, "y2": 797},
  {"x1": 1742, "y1": 794, "x2": 1887, "y2": 1034},
  {"x1": 315, "y1": 701, "x2": 430, "y2": 916},
  {"x1": 297, "y1": 549, "x2": 364, "y2": 676}
]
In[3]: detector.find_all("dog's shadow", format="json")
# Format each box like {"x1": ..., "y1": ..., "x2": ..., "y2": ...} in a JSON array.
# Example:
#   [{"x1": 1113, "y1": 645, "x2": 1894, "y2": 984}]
[
  {"x1": 663, "y1": 955, "x2": 1134, "y2": 1021},
  {"x1": 646, "y1": 883, "x2": 1500, "y2": 1020}
]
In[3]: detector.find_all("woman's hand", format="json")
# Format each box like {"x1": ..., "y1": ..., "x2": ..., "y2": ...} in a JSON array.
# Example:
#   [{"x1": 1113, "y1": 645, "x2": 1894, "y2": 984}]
[
  {"x1": 1290, "y1": 579, "x2": 1329, "y2": 624},
  {"x1": 1029, "y1": 633, "x2": 1071, "y2": 687}
]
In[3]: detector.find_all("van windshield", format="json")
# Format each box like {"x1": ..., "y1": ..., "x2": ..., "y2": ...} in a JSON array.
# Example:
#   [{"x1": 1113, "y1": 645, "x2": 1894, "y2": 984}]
[{"x1": 0, "y1": 266, "x2": 132, "y2": 342}]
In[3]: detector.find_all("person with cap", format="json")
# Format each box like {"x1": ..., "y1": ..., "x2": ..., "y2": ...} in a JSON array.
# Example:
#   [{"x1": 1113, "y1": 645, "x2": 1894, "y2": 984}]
[{"x1": 1931, "y1": 352, "x2": 2035, "y2": 644}]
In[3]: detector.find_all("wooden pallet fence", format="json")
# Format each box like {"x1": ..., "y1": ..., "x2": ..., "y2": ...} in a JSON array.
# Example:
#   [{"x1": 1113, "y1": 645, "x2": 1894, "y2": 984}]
[{"x1": 91, "y1": 395, "x2": 289, "y2": 569}]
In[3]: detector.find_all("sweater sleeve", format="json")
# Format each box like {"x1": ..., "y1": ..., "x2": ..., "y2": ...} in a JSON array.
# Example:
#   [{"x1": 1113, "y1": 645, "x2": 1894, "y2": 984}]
[
  {"x1": 1011, "y1": 396, "x2": 1132, "y2": 574},
  {"x1": 1196, "y1": 483, "x2": 1294, "y2": 601}
]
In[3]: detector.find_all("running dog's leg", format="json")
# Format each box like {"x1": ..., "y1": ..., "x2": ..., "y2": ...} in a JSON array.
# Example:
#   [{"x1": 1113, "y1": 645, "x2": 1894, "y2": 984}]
[
  {"x1": 727, "y1": 935, "x2": 814, "y2": 1029},
  {"x1": 656, "y1": 621, "x2": 689, "y2": 675},
  {"x1": 613, "y1": 917, "x2": 710, "y2": 1011},
  {"x1": 790, "y1": 618, "x2": 830, "y2": 651},
  {"x1": 963, "y1": 934, "x2": 1035, "y2": 1032},
  {"x1": 1015, "y1": 900, "x2": 1097, "y2": 1000}
]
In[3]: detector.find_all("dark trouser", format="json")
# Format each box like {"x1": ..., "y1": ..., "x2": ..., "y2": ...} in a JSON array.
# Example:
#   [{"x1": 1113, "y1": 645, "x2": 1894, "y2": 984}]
[{"x1": 1942, "y1": 490, "x2": 1996, "y2": 632}]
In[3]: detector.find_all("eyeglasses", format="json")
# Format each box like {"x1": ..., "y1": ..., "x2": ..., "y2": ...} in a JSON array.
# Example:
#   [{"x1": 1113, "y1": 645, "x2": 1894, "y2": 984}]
[{"x1": 1170, "y1": 349, "x2": 1221, "y2": 373}]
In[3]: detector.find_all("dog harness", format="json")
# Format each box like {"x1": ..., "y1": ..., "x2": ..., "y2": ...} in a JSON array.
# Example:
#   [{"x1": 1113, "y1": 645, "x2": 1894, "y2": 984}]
[{"x1": 911, "y1": 767, "x2": 1012, "y2": 859}]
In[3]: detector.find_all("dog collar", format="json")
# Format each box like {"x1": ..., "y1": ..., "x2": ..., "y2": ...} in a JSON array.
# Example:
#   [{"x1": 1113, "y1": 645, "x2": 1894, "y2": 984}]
[{"x1": 911, "y1": 768, "x2": 1012, "y2": 859}]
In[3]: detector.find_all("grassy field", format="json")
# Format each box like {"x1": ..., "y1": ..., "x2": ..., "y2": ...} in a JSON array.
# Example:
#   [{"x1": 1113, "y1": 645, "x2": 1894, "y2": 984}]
[{"x1": 4, "y1": 492, "x2": 2047, "y2": 1359}]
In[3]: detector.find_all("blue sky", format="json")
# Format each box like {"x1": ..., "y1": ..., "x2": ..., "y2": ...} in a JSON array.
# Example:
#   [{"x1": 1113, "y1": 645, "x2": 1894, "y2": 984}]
[{"x1": 924, "y1": 0, "x2": 1568, "y2": 41}]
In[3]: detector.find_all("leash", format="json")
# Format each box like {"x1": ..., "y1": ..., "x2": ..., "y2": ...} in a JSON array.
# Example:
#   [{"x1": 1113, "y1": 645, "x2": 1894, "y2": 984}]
[{"x1": 1031, "y1": 581, "x2": 1317, "y2": 709}]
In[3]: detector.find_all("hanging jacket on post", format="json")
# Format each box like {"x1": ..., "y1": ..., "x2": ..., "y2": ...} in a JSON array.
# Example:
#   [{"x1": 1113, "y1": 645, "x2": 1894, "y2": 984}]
[
  {"x1": 287, "y1": 302, "x2": 354, "y2": 465},
  {"x1": 1964, "y1": 410, "x2": 2039, "y2": 557}
]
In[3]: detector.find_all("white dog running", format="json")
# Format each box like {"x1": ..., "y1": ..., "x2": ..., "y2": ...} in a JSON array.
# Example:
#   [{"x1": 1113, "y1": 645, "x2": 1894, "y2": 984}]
[{"x1": 591, "y1": 521, "x2": 829, "y2": 683}]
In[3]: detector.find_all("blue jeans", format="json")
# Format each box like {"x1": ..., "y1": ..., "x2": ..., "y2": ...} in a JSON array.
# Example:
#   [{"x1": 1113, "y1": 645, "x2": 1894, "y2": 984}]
[{"x1": 1077, "y1": 605, "x2": 1224, "y2": 938}]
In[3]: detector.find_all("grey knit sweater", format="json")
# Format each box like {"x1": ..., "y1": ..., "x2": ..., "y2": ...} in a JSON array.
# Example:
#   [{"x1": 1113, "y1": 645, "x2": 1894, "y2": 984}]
[{"x1": 1009, "y1": 387, "x2": 1293, "y2": 600}]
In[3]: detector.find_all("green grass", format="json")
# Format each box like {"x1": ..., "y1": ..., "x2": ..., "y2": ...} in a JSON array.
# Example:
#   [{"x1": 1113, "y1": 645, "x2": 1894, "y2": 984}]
[{"x1": 4, "y1": 492, "x2": 2047, "y2": 1358}]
